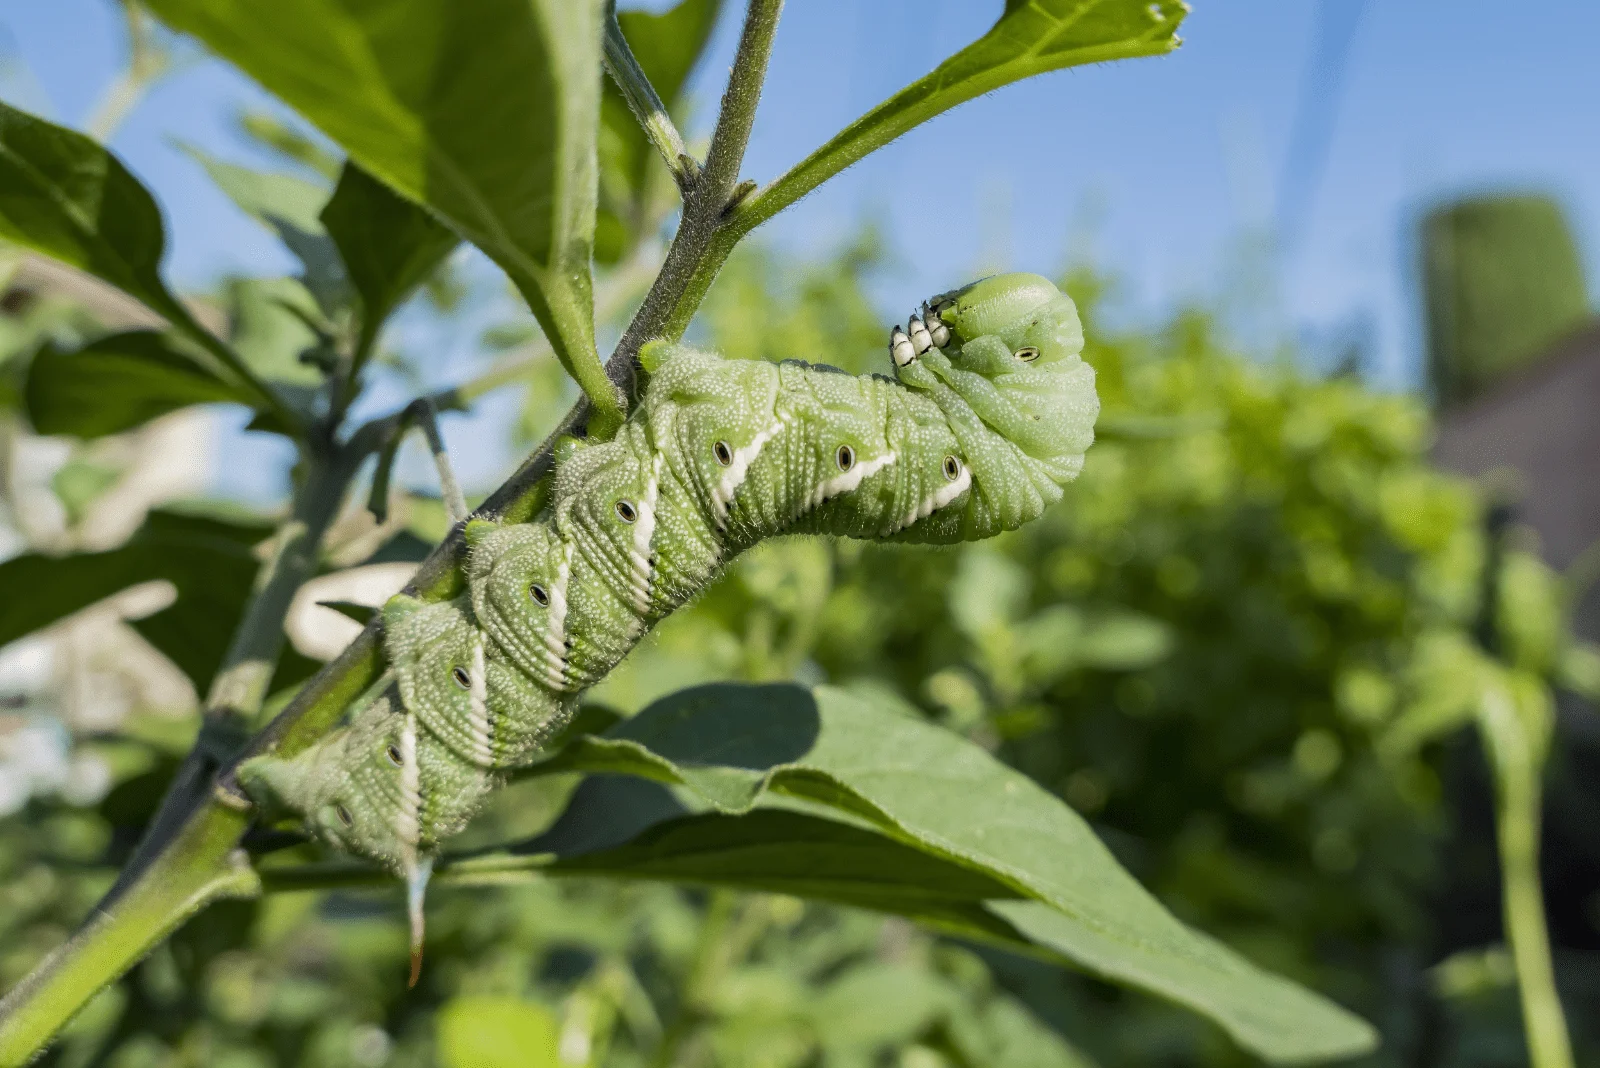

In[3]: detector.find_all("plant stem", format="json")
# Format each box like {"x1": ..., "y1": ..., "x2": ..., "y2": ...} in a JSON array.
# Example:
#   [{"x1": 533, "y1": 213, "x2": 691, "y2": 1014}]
[
  {"x1": 1474, "y1": 516, "x2": 1574, "y2": 1068},
  {"x1": 602, "y1": 3, "x2": 694, "y2": 188},
  {"x1": 85, "y1": 2, "x2": 172, "y2": 144},
  {"x1": 610, "y1": 0, "x2": 783, "y2": 386},
  {"x1": 1482, "y1": 691, "x2": 1574, "y2": 1068}
]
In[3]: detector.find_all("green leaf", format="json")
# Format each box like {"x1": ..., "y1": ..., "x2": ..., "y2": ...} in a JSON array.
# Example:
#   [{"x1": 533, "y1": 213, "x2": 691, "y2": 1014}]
[
  {"x1": 27, "y1": 330, "x2": 254, "y2": 439},
  {"x1": 545, "y1": 803, "x2": 1027, "y2": 939},
  {"x1": 236, "y1": 108, "x2": 341, "y2": 180},
  {"x1": 145, "y1": 0, "x2": 620, "y2": 419},
  {"x1": 222, "y1": 276, "x2": 328, "y2": 389},
  {"x1": 541, "y1": 683, "x2": 1377, "y2": 1063},
  {"x1": 597, "y1": 0, "x2": 723, "y2": 262},
  {"x1": 0, "y1": 102, "x2": 186, "y2": 331},
  {"x1": 0, "y1": 508, "x2": 273, "y2": 692},
  {"x1": 436, "y1": 996, "x2": 559, "y2": 1068},
  {"x1": 314, "y1": 600, "x2": 376, "y2": 626},
  {"x1": 319, "y1": 162, "x2": 458, "y2": 371},
  {"x1": 177, "y1": 144, "x2": 349, "y2": 313},
  {"x1": 738, "y1": 0, "x2": 1188, "y2": 233},
  {"x1": 0, "y1": 101, "x2": 277, "y2": 417}
]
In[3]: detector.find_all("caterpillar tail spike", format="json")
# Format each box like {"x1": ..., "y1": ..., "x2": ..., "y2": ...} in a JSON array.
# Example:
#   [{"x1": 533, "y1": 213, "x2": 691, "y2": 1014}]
[
  {"x1": 406, "y1": 855, "x2": 433, "y2": 988},
  {"x1": 239, "y1": 273, "x2": 1095, "y2": 956}
]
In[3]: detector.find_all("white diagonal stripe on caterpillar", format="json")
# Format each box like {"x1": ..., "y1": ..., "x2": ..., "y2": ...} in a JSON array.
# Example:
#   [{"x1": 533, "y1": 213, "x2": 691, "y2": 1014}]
[
  {"x1": 540, "y1": 541, "x2": 572, "y2": 690},
  {"x1": 712, "y1": 416, "x2": 787, "y2": 530},
  {"x1": 466, "y1": 634, "x2": 493, "y2": 765},
  {"x1": 806, "y1": 450, "x2": 896, "y2": 512},
  {"x1": 397, "y1": 712, "x2": 421, "y2": 852},
  {"x1": 889, "y1": 460, "x2": 971, "y2": 535}
]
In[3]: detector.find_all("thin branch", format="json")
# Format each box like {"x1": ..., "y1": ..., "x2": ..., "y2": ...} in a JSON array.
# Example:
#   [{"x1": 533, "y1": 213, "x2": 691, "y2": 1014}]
[
  {"x1": 602, "y1": 5, "x2": 695, "y2": 190},
  {"x1": 363, "y1": 398, "x2": 468, "y2": 525},
  {"x1": 1480, "y1": 685, "x2": 1575, "y2": 1068},
  {"x1": 609, "y1": 0, "x2": 784, "y2": 392},
  {"x1": 701, "y1": 0, "x2": 780, "y2": 202}
]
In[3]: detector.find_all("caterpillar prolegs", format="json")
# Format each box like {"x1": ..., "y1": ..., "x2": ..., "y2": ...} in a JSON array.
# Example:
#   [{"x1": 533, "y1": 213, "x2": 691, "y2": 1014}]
[{"x1": 239, "y1": 273, "x2": 1096, "y2": 976}]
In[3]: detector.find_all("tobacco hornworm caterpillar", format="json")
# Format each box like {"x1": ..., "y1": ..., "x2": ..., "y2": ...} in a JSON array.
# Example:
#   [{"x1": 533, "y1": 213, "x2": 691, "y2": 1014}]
[{"x1": 239, "y1": 273, "x2": 1095, "y2": 974}]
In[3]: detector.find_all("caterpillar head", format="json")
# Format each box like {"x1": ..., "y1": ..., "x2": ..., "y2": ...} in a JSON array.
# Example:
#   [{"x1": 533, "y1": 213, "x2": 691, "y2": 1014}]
[
  {"x1": 932, "y1": 272, "x2": 1084, "y2": 369},
  {"x1": 887, "y1": 273, "x2": 1098, "y2": 538}
]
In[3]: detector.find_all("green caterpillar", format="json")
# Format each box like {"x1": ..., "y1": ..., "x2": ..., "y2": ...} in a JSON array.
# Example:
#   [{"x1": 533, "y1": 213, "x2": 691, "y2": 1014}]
[{"x1": 240, "y1": 273, "x2": 1096, "y2": 975}]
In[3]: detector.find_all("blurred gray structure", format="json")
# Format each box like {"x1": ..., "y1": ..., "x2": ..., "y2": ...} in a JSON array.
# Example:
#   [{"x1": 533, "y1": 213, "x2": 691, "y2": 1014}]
[{"x1": 1433, "y1": 319, "x2": 1600, "y2": 639}]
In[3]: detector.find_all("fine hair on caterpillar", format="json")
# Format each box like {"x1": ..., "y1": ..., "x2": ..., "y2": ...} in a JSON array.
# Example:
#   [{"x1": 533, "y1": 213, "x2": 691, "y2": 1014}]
[{"x1": 238, "y1": 273, "x2": 1097, "y2": 982}]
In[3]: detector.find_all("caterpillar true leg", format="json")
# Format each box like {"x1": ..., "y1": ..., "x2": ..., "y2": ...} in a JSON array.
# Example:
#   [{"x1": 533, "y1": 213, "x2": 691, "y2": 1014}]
[{"x1": 889, "y1": 324, "x2": 917, "y2": 368}]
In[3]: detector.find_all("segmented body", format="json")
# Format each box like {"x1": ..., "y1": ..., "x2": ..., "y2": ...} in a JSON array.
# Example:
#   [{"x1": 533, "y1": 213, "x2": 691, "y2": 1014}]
[{"x1": 240, "y1": 274, "x2": 1096, "y2": 889}]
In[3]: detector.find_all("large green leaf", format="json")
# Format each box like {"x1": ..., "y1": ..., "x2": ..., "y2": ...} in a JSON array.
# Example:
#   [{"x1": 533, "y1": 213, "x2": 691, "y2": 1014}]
[
  {"x1": 145, "y1": 0, "x2": 619, "y2": 419},
  {"x1": 537, "y1": 683, "x2": 1377, "y2": 1064},
  {"x1": 0, "y1": 102, "x2": 274, "y2": 414},
  {"x1": 738, "y1": 0, "x2": 1188, "y2": 232},
  {"x1": 319, "y1": 162, "x2": 458, "y2": 371},
  {"x1": 0, "y1": 508, "x2": 273, "y2": 692},
  {"x1": 596, "y1": 0, "x2": 723, "y2": 262},
  {"x1": 27, "y1": 330, "x2": 254, "y2": 439}
]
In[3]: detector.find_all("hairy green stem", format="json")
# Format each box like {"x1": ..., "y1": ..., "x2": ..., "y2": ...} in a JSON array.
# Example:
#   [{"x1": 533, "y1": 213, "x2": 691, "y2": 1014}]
[
  {"x1": 602, "y1": 2, "x2": 693, "y2": 188},
  {"x1": 610, "y1": 0, "x2": 783, "y2": 385}
]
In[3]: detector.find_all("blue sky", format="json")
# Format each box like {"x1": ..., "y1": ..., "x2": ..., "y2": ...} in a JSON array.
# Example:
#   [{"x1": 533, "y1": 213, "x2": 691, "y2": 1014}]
[{"x1": 4, "y1": 1, "x2": 1598, "y2": 497}]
